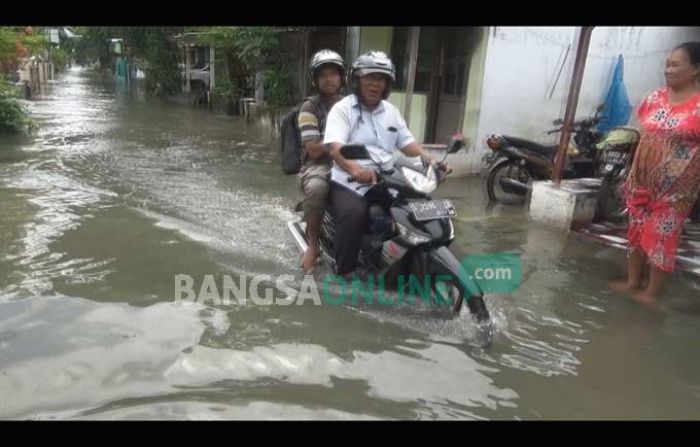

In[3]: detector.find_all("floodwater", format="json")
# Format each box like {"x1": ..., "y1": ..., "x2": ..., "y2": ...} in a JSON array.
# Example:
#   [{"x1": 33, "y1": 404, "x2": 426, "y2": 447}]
[{"x1": 1, "y1": 67, "x2": 700, "y2": 420}]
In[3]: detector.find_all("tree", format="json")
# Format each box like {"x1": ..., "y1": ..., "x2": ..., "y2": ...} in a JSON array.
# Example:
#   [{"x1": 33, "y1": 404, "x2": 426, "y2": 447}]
[
  {"x1": 197, "y1": 26, "x2": 296, "y2": 106},
  {"x1": 0, "y1": 75, "x2": 35, "y2": 134},
  {"x1": 0, "y1": 27, "x2": 42, "y2": 135},
  {"x1": 74, "y1": 26, "x2": 113, "y2": 69},
  {"x1": 0, "y1": 26, "x2": 45, "y2": 75},
  {"x1": 74, "y1": 27, "x2": 183, "y2": 96}
]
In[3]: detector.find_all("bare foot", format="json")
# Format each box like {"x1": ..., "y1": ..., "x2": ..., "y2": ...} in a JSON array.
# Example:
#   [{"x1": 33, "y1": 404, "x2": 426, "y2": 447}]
[
  {"x1": 609, "y1": 280, "x2": 641, "y2": 294},
  {"x1": 301, "y1": 247, "x2": 318, "y2": 274},
  {"x1": 631, "y1": 290, "x2": 659, "y2": 309}
]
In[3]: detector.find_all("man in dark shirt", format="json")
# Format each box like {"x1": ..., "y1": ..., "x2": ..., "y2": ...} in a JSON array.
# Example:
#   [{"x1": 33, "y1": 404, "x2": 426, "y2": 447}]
[{"x1": 297, "y1": 50, "x2": 346, "y2": 273}]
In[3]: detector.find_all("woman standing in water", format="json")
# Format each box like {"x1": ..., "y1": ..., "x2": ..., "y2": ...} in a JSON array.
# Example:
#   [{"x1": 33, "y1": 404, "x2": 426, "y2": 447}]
[{"x1": 611, "y1": 42, "x2": 700, "y2": 305}]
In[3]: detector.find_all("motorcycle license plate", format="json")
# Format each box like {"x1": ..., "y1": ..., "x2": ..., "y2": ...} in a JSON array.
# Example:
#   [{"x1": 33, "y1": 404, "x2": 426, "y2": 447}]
[
  {"x1": 408, "y1": 199, "x2": 457, "y2": 222},
  {"x1": 603, "y1": 150, "x2": 627, "y2": 164}
]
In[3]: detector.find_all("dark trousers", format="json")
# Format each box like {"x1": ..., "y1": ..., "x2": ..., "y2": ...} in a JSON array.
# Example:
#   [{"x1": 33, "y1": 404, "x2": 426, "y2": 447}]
[{"x1": 330, "y1": 182, "x2": 368, "y2": 275}]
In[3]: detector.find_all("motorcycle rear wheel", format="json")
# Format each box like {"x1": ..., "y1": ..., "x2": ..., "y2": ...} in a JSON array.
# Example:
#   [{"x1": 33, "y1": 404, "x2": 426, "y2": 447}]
[{"x1": 487, "y1": 160, "x2": 532, "y2": 205}]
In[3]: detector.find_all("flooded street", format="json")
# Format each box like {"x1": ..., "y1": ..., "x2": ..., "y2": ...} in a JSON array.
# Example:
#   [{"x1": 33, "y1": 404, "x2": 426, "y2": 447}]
[{"x1": 2, "y1": 67, "x2": 700, "y2": 420}]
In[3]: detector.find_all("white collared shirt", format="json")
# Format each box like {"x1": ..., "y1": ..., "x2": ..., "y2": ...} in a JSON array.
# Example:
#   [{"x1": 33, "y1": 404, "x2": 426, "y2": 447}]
[{"x1": 323, "y1": 94, "x2": 415, "y2": 196}]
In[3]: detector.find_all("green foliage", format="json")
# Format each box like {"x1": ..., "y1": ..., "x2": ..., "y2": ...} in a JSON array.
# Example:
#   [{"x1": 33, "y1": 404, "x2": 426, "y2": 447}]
[
  {"x1": 20, "y1": 31, "x2": 45, "y2": 56},
  {"x1": 51, "y1": 46, "x2": 70, "y2": 72},
  {"x1": 258, "y1": 65, "x2": 295, "y2": 107},
  {"x1": 0, "y1": 27, "x2": 19, "y2": 64},
  {"x1": 212, "y1": 75, "x2": 243, "y2": 98},
  {"x1": 0, "y1": 26, "x2": 46, "y2": 72},
  {"x1": 0, "y1": 76, "x2": 35, "y2": 134},
  {"x1": 196, "y1": 26, "x2": 296, "y2": 106},
  {"x1": 74, "y1": 27, "x2": 112, "y2": 68},
  {"x1": 228, "y1": 27, "x2": 281, "y2": 69},
  {"x1": 75, "y1": 27, "x2": 183, "y2": 95},
  {"x1": 139, "y1": 28, "x2": 181, "y2": 95},
  {"x1": 67, "y1": 26, "x2": 298, "y2": 103}
]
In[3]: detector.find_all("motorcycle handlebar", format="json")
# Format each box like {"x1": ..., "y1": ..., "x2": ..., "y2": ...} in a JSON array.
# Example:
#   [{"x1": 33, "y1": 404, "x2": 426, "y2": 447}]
[
  {"x1": 348, "y1": 165, "x2": 446, "y2": 186},
  {"x1": 435, "y1": 167, "x2": 446, "y2": 184},
  {"x1": 546, "y1": 117, "x2": 600, "y2": 135}
]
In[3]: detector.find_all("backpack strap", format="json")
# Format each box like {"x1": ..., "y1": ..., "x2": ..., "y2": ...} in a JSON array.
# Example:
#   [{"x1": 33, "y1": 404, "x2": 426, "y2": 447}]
[{"x1": 299, "y1": 95, "x2": 324, "y2": 164}]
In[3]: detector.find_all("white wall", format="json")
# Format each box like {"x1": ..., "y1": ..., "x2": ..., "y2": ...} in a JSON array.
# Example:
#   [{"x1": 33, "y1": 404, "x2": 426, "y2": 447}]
[{"x1": 463, "y1": 26, "x2": 700, "y2": 174}]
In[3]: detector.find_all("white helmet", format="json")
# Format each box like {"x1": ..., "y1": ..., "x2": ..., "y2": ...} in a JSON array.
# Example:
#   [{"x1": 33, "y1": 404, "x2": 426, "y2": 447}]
[
  {"x1": 350, "y1": 51, "x2": 395, "y2": 99},
  {"x1": 309, "y1": 49, "x2": 346, "y2": 88}
]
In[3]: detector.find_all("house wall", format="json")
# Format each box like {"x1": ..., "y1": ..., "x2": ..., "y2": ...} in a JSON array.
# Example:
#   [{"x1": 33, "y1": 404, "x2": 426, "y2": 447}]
[
  {"x1": 464, "y1": 26, "x2": 700, "y2": 174},
  {"x1": 387, "y1": 91, "x2": 428, "y2": 143},
  {"x1": 359, "y1": 27, "x2": 393, "y2": 54}
]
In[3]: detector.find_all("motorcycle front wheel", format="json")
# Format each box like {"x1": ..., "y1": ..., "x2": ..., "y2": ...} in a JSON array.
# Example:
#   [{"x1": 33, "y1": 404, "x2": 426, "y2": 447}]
[
  {"x1": 596, "y1": 176, "x2": 627, "y2": 223},
  {"x1": 427, "y1": 247, "x2": 493, "y2": 346}
]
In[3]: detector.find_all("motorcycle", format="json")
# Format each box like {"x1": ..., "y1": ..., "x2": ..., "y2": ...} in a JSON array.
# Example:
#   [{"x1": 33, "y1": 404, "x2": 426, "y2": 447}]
[
  {"x1": 287, "y1": 136, "x2": 494, "y2": 346},
  {"x1": 485, "y1": 105, "x2": 605, "y2": 204},
  {"x1": 593, "y1": 126, "x2": 641, "y2": 223},
  {"x1": 594, "y1": 128, "x2": 700, "y2": 224}
]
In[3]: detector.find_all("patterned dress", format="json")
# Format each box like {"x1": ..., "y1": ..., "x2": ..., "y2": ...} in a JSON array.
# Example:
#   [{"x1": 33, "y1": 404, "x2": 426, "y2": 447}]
[{"x1": 624, "y1": 87, "x2": 700, "y2": 272}]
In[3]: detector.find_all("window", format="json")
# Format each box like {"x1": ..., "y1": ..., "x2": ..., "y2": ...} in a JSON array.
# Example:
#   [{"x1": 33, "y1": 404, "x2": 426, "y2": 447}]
[
  {"x1": 390, "y1": 27, "x2": 434, "y2": 93},
  {"x1": 390, "y1": 27, "x2": 409, "y2": 90}
]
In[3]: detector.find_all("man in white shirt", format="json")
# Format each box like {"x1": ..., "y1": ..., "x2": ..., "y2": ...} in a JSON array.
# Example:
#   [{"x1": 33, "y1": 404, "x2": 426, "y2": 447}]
[{"x1": 323, "y1": 51, "x2": 451, "y2": 276}]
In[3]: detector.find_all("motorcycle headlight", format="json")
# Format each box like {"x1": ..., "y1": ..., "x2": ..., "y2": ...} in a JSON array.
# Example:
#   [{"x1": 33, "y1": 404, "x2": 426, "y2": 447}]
[
  {"x1": 395, "y1": 221, "x2": 431, "y2": 245},
  {"x1": 486, "y1": 135, "x2": 502, "y2": 150},
  {"x1": 401, "y1": 166, "x2": 437, "y2": 194}
]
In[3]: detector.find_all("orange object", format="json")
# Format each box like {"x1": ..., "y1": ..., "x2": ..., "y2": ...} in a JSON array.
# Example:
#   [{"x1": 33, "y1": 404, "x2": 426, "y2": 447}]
[{"x1": 16, "y1": 42, "x2": 28, "y2": 58}]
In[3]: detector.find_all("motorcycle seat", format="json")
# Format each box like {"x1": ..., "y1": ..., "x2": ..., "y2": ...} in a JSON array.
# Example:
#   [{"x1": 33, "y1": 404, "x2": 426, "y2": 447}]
[{"x1": 502, "y1": 135, "x2": 558, "y2": 157}]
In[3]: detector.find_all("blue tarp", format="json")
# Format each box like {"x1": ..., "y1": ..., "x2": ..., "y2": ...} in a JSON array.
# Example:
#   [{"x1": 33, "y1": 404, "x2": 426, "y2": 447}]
[
  {"x1": 597, "y1": 55, "x2": 633, "y2": 133},
  {"x1": 115, "y1": 57, "x2": 129, "y2": 84}
]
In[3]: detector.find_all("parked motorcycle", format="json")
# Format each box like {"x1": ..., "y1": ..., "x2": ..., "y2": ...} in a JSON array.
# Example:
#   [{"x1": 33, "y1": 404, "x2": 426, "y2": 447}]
[
  {"x1": 594, "y1": 128, "x2": 700, "y2": 224},
  {"x1": 593, "y1": 126, "x2": 641, "y2": 223},
  {"x1": 485, "y1": 106, "x2": 605, "y2": 204}
]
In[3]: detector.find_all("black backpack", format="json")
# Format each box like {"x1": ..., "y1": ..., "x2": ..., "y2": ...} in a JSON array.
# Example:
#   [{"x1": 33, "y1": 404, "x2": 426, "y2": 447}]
[{"x1": 279, "y1": 96, "x2": 321, "y2": 175}]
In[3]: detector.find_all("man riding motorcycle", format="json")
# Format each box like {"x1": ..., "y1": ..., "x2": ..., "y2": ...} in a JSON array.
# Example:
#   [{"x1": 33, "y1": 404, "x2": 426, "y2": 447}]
[{"x1": 323, "y1": 51, "x2": 451, "y2": 276}]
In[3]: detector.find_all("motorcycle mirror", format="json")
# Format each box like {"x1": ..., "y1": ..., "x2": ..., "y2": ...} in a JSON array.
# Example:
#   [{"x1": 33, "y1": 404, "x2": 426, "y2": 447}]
[
  {"x1": 340, "y1": 144, "x2": 371, "y2": 160},
  {"x1": 552, "y1": 118, "x2": 564, "y2": 126},
  {"x1": 447, "y1": 133, "x2": 465, "y2": 154}
]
